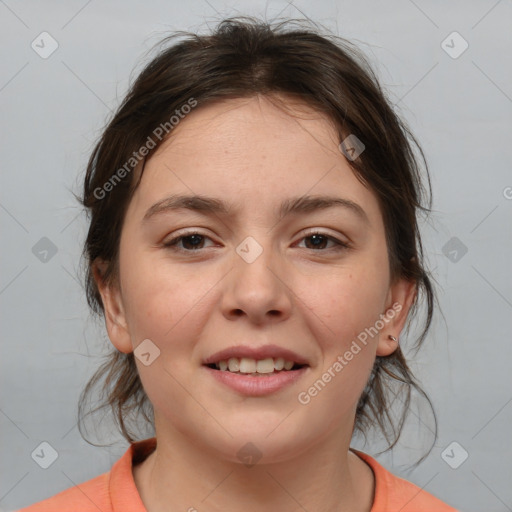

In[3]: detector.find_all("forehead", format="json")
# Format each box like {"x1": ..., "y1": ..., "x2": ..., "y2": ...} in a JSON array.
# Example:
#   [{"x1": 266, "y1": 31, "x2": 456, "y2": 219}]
[
  {"x1": 157, "y1": 95, "x2": 340, "y2": 157},
  {"x1": 125, "y1": 95, "x2": 383, "y2": 228}
]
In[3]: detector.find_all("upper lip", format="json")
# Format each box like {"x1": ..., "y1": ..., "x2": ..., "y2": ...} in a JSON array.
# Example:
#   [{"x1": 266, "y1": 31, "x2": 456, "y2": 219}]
[{"x1": 203, "y1": 344, "x2": 309, "y2": 366}]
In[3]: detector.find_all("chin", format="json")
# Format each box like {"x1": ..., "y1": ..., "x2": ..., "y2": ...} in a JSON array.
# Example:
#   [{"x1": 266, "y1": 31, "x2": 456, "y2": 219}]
[{"x1": 211, "y1": 417, "x2": 316, "y2": 466}]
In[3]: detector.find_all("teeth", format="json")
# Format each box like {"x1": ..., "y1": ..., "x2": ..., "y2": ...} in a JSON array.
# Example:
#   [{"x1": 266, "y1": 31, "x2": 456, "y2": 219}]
[
  {"x1": 214, "y1": 357, "x2": 300, "y2": 374},
  {"x1": 284, "y1": 360, "x2": 294, "y2": 370},
  {"x1": 274, "y1": 357, "x2": 285, "y2": 371},
  {"x1": 256, "y1": 358, "x2": 275, "y2": 373},
  {"x1": 239, "y1": 358, "x2": 256, "y2": 373},
  {"x1": 228, "y1": 358, "x2": 240, "y2": 372}
]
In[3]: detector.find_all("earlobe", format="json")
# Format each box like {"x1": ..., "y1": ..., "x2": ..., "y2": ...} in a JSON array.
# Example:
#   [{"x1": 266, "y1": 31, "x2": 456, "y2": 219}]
[
  {"x1": 92, "y1": 259, "x2": 133, "y2": 354},
  {"x1": 377, "y1": 334, "x2": 400, "y2": 357},
  {"x1": 376, "y1": 278, "x2": 417, "y2": 357}
]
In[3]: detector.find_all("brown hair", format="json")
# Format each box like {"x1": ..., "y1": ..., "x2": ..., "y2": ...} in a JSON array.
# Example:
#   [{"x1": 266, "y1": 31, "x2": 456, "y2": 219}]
[{"x1": 78, "y1": 16, "x2": 437, "y2": 457}]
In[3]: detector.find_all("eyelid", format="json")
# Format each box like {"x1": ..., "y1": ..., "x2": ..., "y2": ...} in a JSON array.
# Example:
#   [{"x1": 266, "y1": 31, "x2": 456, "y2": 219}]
[
  {"x1": 162, "y1": 227, "x2": 351, "y2": 254},
  {"x1": 299, "y1": 227, "x2": 350, "y2": 244},
  {"x1": 162, "y1": 228, "x2": 216, "y2": 246},
  {"x1": 294, "y1": 229, "x2": 351, "y2": 251}
]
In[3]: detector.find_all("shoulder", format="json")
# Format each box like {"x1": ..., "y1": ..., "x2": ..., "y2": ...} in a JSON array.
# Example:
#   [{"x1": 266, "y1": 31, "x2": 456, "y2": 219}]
[
  {"x1": 353, "y1": 450, "x2": 460, "y2": 512},
  {"x1": 15, "y1": 438, "x2": 155, "y2": 512},
  {"x1": 15, "y1": 472, "x2": 111, "y2": 512}
]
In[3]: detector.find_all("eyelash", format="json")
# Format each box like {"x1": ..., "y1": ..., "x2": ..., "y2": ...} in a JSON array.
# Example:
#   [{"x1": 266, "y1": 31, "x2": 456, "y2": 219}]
[{"x1": 162, "y1": 230, "x2": 350, "y2": 254}]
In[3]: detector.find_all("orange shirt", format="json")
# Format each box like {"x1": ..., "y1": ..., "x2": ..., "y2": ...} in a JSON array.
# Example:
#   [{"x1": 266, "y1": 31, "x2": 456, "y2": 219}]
[{"x1": 18, "y1": 437, "x2": 458, "y2": 512}]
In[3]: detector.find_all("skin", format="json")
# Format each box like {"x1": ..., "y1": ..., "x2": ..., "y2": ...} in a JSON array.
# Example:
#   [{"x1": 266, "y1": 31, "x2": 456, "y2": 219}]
[{"x1": 94, "y1": 95, "x2": 416, "y2": 512}]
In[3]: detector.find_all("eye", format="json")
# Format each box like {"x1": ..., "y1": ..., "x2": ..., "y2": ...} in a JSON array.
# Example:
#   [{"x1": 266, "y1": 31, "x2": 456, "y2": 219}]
[
  {"x1": 162, "y1": 230, "x2": 350, "y2": 254},
  {"x1": 295, "y1": 231, "x2": 350, "y2": 251},
  {"x1": 162, "y1": 232, "x2": 215, "y2": 253}
]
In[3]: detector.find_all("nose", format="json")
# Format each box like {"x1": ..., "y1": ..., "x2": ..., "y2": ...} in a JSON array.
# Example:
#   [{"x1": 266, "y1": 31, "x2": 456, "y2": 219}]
[{"x1": 220, "y1": 238, "x2": 293, "y2": 325}]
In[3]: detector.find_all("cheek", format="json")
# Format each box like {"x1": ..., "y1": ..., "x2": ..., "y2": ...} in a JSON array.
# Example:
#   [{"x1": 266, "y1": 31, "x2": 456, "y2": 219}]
[
  {"x1": 297, "y1": 261, "x2": 389, "y2": 348},
  {"x1": 118, "y1": 252, "x2": 215, "y2": 415},
  {"x1": 118, "y1": 247, "x2": 221, "y2": 347},
  {"x1": 293, "y1": 271, "x2": 385, "y2": 426},
  {"x1": 292, "y1": 258, "x2": 389, "y2": 409}
]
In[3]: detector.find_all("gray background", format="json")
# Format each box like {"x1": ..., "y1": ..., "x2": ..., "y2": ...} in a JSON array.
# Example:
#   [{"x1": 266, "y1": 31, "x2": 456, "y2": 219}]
[{"x1": 1, "y1": 1, "x2": 511, "y2": 511}]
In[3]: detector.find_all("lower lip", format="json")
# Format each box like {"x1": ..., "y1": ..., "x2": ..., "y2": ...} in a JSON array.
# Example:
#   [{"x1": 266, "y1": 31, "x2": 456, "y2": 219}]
[{"x1": 203, "y1": 366, "x2": 309, "y2": 396}]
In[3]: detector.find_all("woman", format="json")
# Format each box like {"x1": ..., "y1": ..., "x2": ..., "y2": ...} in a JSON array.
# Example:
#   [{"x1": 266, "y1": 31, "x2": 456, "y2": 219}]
[{"x1": 19, "y1": 17, "x2": 458, "y2": 512}]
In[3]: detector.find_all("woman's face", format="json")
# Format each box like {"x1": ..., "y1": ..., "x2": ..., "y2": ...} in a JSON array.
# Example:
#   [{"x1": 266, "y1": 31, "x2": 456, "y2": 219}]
[{"x1": 97, "y1": 95, "x2": 415, "y2": 462}]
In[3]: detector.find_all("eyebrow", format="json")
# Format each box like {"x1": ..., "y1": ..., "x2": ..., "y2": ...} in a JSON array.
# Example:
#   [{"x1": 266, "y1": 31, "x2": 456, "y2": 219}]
[{"x1": 142, "y1": 193, "x2": 369, "y2": 224}]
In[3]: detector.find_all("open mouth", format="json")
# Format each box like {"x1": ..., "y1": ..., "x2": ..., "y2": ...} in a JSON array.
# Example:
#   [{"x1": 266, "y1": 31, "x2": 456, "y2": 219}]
[{"x1": 205, "y1": 357, "x2": 308, "y2": 376}]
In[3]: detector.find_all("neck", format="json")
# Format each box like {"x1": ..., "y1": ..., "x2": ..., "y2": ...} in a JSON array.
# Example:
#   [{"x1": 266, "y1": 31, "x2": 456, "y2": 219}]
[{"x1": 133, "y1": 422, "x2": 375, "y2": 512}]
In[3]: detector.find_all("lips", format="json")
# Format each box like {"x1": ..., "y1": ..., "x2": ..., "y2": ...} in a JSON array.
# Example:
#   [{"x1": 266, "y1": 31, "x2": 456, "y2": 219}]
[{"x1": 202, "y1": 344, "x2": 310, "y2": 395}]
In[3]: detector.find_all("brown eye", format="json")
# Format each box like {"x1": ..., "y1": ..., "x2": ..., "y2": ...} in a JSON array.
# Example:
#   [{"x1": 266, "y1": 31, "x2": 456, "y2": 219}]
[
  {"x1": 303, "y1": 234, "x2": 330, "y2": 250},
  {"x1": 296, "y1": 232, "x2": 350, "y2": 251},
  {"x1": 163, "y1": 232, "x2": 215, "y2": 252}
]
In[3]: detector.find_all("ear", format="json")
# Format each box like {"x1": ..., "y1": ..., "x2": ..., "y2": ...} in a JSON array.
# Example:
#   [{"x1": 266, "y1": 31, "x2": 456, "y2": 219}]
[
  {"x1": 92, "y1": 259, "x2": 133, "y2": 354},
  {"x1": 376, "y1": 277, "x2": 417, "y2": 357}
]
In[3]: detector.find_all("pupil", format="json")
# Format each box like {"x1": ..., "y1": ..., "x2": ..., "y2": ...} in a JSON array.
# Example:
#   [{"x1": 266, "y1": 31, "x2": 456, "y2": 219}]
[
  {"x1": 184, "y1": 234, "x2": 203, "y2": 249},
  {"x1": 308, "y1": 234, "x2": 326, "y2": 249}
]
